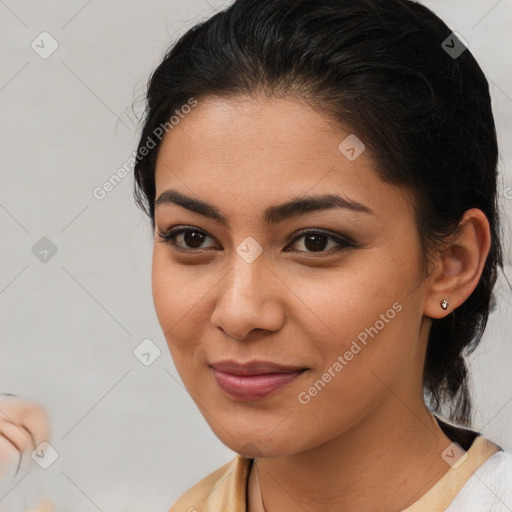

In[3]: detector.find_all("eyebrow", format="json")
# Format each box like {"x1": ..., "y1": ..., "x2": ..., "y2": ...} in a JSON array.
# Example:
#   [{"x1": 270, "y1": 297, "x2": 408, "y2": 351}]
[{"x1": 154, "y1": 189, "x2": 374, "y2": 228}]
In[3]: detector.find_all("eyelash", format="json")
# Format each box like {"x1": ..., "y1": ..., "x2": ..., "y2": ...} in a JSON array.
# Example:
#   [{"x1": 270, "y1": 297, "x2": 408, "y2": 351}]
[{"x1": 156, "y1": 226, "x2": 355, "y2": 255}]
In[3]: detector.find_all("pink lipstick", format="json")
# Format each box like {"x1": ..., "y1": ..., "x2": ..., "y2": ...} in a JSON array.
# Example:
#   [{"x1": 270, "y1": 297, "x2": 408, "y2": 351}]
[{"x1": 209, "y1": 359, "x2": 307, "y2": 401}]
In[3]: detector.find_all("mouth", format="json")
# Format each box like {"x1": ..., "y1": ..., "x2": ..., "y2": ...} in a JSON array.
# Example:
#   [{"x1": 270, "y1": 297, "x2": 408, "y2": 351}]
[{"x1": 209, "y1": 359, "x2": 309, "y2": 401}]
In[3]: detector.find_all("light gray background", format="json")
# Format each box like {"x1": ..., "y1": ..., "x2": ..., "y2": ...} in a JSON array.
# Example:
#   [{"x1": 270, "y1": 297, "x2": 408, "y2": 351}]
[{"x1": 1, "y1": 0, "x2": 511, "y2": 510}]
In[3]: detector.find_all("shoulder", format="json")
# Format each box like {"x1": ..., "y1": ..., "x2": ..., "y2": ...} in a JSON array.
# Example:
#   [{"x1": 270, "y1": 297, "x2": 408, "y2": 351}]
[
  {"x1": 168, "y1": 455, "x2": 249, "y2": 512},
  {"x1": 447, "y1": 449, "x2": 512, "y2": 511}
]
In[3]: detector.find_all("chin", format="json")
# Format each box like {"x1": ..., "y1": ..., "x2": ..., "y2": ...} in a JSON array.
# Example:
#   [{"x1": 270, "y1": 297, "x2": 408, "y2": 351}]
[
  {"x1": 211, "y1": 429, "x2": 298, "y2": 459},
  {"x1": 236, "y1": 441, "x2": 270, "y2": 458},
  {"x1": 234, "y1": 440, "x2": 289, "y2": 459}
]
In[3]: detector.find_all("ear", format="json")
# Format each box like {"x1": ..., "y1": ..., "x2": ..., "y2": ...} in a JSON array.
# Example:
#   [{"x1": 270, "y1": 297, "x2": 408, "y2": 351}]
[{"x1": 424, "y1": 208, "x2": 491, "y2": 319}]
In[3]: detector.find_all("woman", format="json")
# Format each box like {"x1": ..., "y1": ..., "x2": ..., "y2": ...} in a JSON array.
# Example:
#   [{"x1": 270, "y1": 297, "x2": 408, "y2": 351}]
[{"x1": 133, "y1": 0, "x2": 512, "y2": 510}]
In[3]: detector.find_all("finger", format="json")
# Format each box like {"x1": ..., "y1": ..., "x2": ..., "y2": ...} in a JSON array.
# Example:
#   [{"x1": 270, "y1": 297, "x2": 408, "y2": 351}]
[
  {"x1": 0, "y1": 421, "x2": 33, "y2": 453},
  {"x1": 0, "y1": 399, "x2": 51, "y2": 449},
  {"x1": 0, "y1": 397, "x2": 34, "y2": 423},
  {"x1": 20, "y1": 405, "x2": 50, "y2": 449},
  {"x1": 0, "y1": 433, "x2": 21, "y2": 475}
]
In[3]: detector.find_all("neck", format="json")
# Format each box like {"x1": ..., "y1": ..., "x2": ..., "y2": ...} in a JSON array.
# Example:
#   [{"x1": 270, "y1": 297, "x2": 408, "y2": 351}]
[{"x1": 249, "y1": 402, "x2": 454, "y2": 512}]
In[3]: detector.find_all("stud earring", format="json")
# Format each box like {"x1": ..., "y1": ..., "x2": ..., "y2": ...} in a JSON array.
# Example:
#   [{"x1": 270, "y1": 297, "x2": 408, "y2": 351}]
[{"x1": 440, "y1": 299, "x2": 449, "y2": 310}]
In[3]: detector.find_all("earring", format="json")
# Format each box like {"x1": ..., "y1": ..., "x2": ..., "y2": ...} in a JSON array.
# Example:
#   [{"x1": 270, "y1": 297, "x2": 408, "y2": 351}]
[{"x1": 440, "y1": 299, "x2": 449, "y2": 310}]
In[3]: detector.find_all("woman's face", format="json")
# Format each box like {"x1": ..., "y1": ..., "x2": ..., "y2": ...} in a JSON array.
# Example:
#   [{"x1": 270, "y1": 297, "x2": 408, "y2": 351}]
[{"x1": 152, "y1": 95, "x2": 433, "y2": 457}]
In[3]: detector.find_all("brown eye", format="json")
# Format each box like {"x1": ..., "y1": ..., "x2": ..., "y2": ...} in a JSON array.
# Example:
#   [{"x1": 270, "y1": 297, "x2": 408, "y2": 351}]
[
  {"x1": 157, "y1": 227, "x2": 218, "y2": 251},
  {"x1": 157, "y1": 226, "x2": 355, "y2": 256},
  {"x1": 181, "y1": 230, "x2": 207, "y2": 249},
  {"x1": 301, "y1": 233, "x2": 330, "y2": 252},
  {"x1": 286, "y1": 230, "x2": 354, "y2": 254}
]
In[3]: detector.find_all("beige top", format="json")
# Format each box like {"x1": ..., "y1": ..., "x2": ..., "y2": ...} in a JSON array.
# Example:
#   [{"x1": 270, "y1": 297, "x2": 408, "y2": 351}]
[{"x1": 168, "y1": 418, "x2": 502, "y2": 512}]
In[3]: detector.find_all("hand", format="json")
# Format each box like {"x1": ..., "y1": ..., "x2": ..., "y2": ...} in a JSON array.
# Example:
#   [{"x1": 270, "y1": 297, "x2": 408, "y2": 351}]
[{"x1": 0, "y1": 394, "x2": 50, "y2": 476}]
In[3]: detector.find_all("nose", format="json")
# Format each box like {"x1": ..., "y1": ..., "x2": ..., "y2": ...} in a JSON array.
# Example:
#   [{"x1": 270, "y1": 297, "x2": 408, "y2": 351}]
[{"x1": 210, "y1": 253, "x2": 286, "y2": 340}]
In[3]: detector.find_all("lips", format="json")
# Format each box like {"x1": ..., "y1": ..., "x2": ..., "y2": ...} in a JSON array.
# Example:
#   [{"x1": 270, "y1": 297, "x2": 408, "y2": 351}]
[{"x1": 209, "y1": 359, "x2": 308, "y2": 401}]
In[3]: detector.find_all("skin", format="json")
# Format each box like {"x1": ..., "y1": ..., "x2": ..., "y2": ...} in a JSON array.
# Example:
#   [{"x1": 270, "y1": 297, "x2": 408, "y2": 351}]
[
  {"x1": 152, "y1": 94, "x2": 491, "y2": 512},
  {"x1": 0, "y1": 396, "x2": 50, "y2": 476}
]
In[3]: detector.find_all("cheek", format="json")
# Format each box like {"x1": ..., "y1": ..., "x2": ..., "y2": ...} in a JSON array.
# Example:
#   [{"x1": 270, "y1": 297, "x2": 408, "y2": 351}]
[
  {"x1": 291, "y1": 288, "x2": 416, "y2": 444},
  {"x1": 295, "y1": 254, "x2": 420, "y2": 383},
  {"x1": 151, "y1": 248, "x2": 212, "y2": 364},
  {"x1": 295, "y1": 262, "x2": 402, "y2": 342},
  {"x1": 151, "y1": 248, "x2": 201, "y2": 327},
  {"x1": 151, "y1": 251, "x2": 175, "y2": 331}
]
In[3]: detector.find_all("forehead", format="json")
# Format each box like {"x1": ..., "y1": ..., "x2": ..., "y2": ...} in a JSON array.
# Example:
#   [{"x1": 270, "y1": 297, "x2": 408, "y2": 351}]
[
  {"x1": 154, "y1": 95, "x2": 413, "y2": 223},
  {"x1": 156, "y1": 94, "x2": 352, "y2": 174}
]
